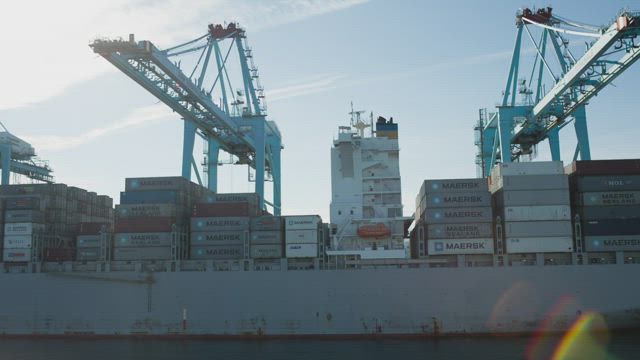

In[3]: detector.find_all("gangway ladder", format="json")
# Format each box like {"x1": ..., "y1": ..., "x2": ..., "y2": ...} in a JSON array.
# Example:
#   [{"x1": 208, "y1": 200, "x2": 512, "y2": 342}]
[
  {"x1": 495, "y1": 216, "x2": 504, "y2": 266},
  {"x1": 574, "y1": 214, "x2": 584, "y2": 265},
  {"x1": 171, "y1": 224, "x2": 187, "y2": 261}
]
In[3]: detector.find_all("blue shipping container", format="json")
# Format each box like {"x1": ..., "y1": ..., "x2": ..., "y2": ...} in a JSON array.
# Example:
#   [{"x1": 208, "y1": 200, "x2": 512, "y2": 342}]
[{"x1": 120, "y1": 190, "x2": 183, "y2": 205}]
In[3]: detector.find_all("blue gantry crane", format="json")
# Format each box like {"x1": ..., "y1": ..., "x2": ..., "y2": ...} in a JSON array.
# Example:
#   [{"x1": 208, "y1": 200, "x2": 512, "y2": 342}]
[
  {"x1": 90, "y1": 23, "x2": 282, "y2": 215},
  {"x1": 0, "y1": 121, "x2": 54, "y2": 185},
  {"x1": 476, "y1": 8, "x2": 640, "y2": 177}
]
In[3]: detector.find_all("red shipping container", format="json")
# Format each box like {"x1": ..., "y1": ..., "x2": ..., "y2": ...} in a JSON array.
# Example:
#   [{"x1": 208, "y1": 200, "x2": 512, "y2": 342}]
[
  {"x1": 44, "y1": 248, "x2": 75, "y2": 262},
  {"x1": 115, "y1": 217, "x2": 177, "y2": 233},
  {"x1": 76, "y1": 222, "x2": 110, "y2": 235},
  {"x1": 566, "y1": 159, "x2": 640, "y2": 176},
  {"x1": 194, "y1": 202, "x2": 250, "y2": 217}
]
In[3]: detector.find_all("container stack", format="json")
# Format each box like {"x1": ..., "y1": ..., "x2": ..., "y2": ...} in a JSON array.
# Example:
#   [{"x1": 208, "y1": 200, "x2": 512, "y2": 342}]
[
  {"x1": 76, "y1": 222, "x2": 111, "y2": 261},
  {"x1": 250, "y1": 216, "x2": 283, "y2": 259},
  {"x1": 418, "y1": 178, "x2": 494, "y2": 257},
  {"x1": 284, "y1": 215, "x2": 321, "y2": 258},
  {"x1": 189, "y1": 193, "x2": 261, "y2": 261},
  {"x1": 114, "y1": 177, "x2": 209, "y2": 261},
  {"x1": 566, "y1": 160, "x2": 640, "y2": 259},
  {"x1": 490, "y1": 161, "x2": 573, "y2": 255}
]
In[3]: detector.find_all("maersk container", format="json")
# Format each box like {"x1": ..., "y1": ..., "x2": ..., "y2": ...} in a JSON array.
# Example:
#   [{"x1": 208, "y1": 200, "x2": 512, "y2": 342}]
[
  {"x1": 582, "y1": 219, "x2": 640, "y2": 236},
  {"x1": 4, "y1": 223, "x2": 42, "y2": 236},
  {"x1": 491, "y1": 161, "x2": 564, "y2": 178},
  {"x1": 503, "y1": 205, "x2": 571, "y2": 221},
  {"x1": 3, "y1": 248, "x2": 31, "y2": 262},
  {"x1": 565, "y1": 159, "x2": 640, "y2": 176},
  {"x1": 125, "y1": 176, "x2": 191, "y2": 192},
  {"x1": 120, "y1": 190, "x2": 185, "y2": 205},
  {"x1": 504, "y1": 221, "x2": 573, "y2": 237},
  {"x1": 250, "y1": 216, "x2": 282, "y2": 231},
  {"x1": 114, "y1": 232, "x2": 172, "y2": 247},
  {"x1": 250, "y1": 244, "x2": 283, "y2": 259},
  {"x1": 488, "y1": 174, "x2": 569, "y2": 193},
  {"x1": 421, "y1": 178, "x2": 487, "y2": 195},
  {"x1": 190, "y1": 231, "x2": 246, "y2": 246},
  {"x1": 250, "y1": 231, "x2": 282, "y2": 244},
  {"x1": 424, "y1": 207, "x2": 492, "y2": 224},
  {"x1": 285, "y1": 243, "x2": 318, "y2": 258},
  {"x1": 584, "y1": 235, "x2": 640, "y2": 252},
  {"x1": 193, "y1": 202, "x2": 252, "y2": 217},
  {"x1": 76, "y1": 247, "x2": 101, "y2": 261},
  {"x1": 190, "y1": 245, "x2": 243, "y2": 260},
  {"x1": 284, "y1": 215, "x2": 322, "y2": 231},
  {"x1": 190, "y1": 217, "x2": 249, "y2": 232},
  {"x1": 426, "y1": 223, "x2": 493, "y2": 239},
  {"x1": 3, "y1": 235, "x2": 33, "y2": 249},
  {"x1": 4, "y1": 197, "x2": 41, "y2": 211},
  {"x1": 505, "y1": 237, "x2": 573, "y2": 253},
  {"x1": 4, "y1": 210, "x2": 44, "y2": 224},
  {"x1": 495, "y1": 189, "x2": 570, "y2": 207},
  {"x1": 115, "y1": 203, "x2": 179, "y2": 218},
  {"x1": 113, "y1": 247, "x2": 173, "y2": 261},
  {"x1": 581, "y1": 191, "x2": 639, "y2": 206},
  {"x1": 200, "y1": 193, "x2": 260, "y2": 206},
  {"x1": 576, "y1": 175, "x2": 640, "y2": 192},
  {"x1": 580, "y1": 205, "x2": 640, "y2": 220},
  {"x1": 285, "y1": 229, "x2": 319, "y2": 244},
  {"x1": 427, "y1": 238, "x2": 494, "y2": 255},
  {"x1": 115, "y1": 217, "x2": 176, "y2": 233},
  {"x1": 425, "y1": 192, "x2": 491, "y2": 208},
  {"x1": 76, "y1": 235, "x2": 102, "y2": 248}
]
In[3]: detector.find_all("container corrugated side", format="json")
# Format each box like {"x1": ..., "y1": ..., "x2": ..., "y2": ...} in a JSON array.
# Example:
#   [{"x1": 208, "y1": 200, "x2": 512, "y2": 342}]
[
  {"x1": 250, "y1": 231, "x2": 282, "y2": 244},
  {"x1": 581, "y1": 191, "x2": 639, "y2": 206},
  {"x1": 193, "y1": 202, "x2": 254, "y2": 217},
  {"x1": 285, "y1": 243, "x2": 317, "y2": 258},
  {"x1": 114, "y1": 232, "x2": 173, "y2": 247},
  {"x1": 284, "y1": 215, "x2": 322, "y2": 231},
  {"x1": 427, "y1": 238, "x2": 494, "y2": 255},
  {"x1": 421, "y1": 178, "x2": 488, "y2": 194},
  {"x1": 4, "y1": 210, "x2": 44, "y2": 224},
  {"x1": 492, "y1": 161, "x2": 564, "y2": 178},
  {"x1": 120, "y1": 190, "x2": 185, "y2": 205},
  {"x1": 190, "y1": 217, "x2": 249, "y2": 232},
  {"x1": 2, "y1": 248, "x2": 31, "y2": 262},
  {"x1": 190, "y1": 245, "x2": 243, "y2": 260},
  {"x1": 424, "y1": 192, "x2": 491, "y2": 208},
  {"x1": 584, "y1": 235, "x2": 640, "y2": 251},
  {"x1": 579, "y1": 205, "x2": 640, "y2": 220},
  {"x1": 505, "y1": 237, "x2": 573, "y2": 253},
  {"x1": 200, "y1": 193, "x2": 260, "y2": 205},
  {"x1": 115, "y1": 217, "x2": 176, "y2": 233},
  {"x1": 424, "y1": 207, "x2": 493, "y2": 224},
  {"x1": 76, "y1": 247, "x2": 102, "y2": 261},
  {"x1": 576, "y1": 175, "x2": 640, "y2": 192},
  {"x1": 4, "y1": 223, "x2": 43, "y2": 236},
  {"x1": 250, "y1": 244, "x2": 283, "y2": 258},
  {"x1": 76, "y1": 235, "x2": 102, "y2": 248},
  {"x1": 503, "y1": 205, "x2": 571, "y2": 221},
  {"x1": 582, "y1": 219, "x2": 640, "y2": 236},
  {"x1": 115, "y1": 203, "x2": 180, "y2": 218},
  {"x1": 250, "y1": 216, "x2": 282, "y2": 231},
  {"x1": 125, "y1": 176, "x2": 191, "y2": 192},
  {"x1": 495, "y1": 189, "x2": 570, "y2": 207},
  {"x1": 285, "y1": 229, "x2": 319, "y2": 244},
  {"x1": 113, "y1": 247, "x2": 173, "y2": 261},
  {"x1": 3, "y1": 235, "x2": 33, "y2": 249},
  {"x1": 565, "y1": 159, "x2": 640, "y2": 176},
  {"x1": 190, "y1": 231, "x2": 246, "y2": 246},
  {"x1": 426, "y1": 223, "x2": 493, "y2": 239},
  {"x1": 504, "y1": 221, "x2": 573, "y2": 237},
  {"x1": 489, "y1": 174, "x2": 569, "y2": 193}
]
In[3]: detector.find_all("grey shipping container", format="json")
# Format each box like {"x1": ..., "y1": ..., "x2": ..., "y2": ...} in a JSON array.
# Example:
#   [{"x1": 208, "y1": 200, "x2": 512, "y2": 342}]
[
  {"x1": 191, "y1": 217, "x2": 250, "y2": 232},
  {"x1": 114, "y1": 232, "x2": 173, "y2": 247},
  {"x1": 581, "y1": 191, "x2": 639, "y2": 206},
  {"x1": 424, "y1": 192, "x2": 491, "y2": 208},
  {"x1": 576, "y1": 175, "x2": 640, "y2": 192},
  {"x1": 190, "y1": 245, "x2": 243, "y2": 260},
  {"x1": 76, "y1": 235, "x2": 102, "y2": 248},
  {"x1": 503, "y1": 221, "x2": 573, "y2": 237},
  {"x1": 579, "y1": 205, "x2": 640, "y2": 220},
  {"x1": 113, "y1": 247, "x2": 173, "y2": 261},
  {"x1": 582, "y1": 219, "x2": 640, "y2": 236},
  {"x1": 190, "y1": 231, "x2": 246, "y2": 246},
  {"x1": 489, "y1": 174, "x2": 569, "y2": 193},
  {"x1": 250, "y1": 216, "x2": 282, "y2": 231},
  {"x1": 115, "y1": 203, "x2": 181, "y2": 218},
  {"x1": 250, "y1": 231, "x2": 283, "y2": 244},
  {"x1": 250, "y1": 244, "x2": 283, "y2": 258},
  {"x1": 421, "y1": 178, "x2": 487, "y2": 196},
  {"x1": 424, "y1": 207, "x2": 493, "y2": 224},
  {"x1": 426, "y1": 223, "x2": 493, "y2": 239},
  {"x1": 4, "y1": 210, "x2": 44, "y2": 224},
  {"x1": 502, "y1": 205, "x2": 572, "y2": 221},
  {"x1": 584, "y1": 236, "x2": 640, "y2": 251},
  {"x1": 76, "y1": 247, "x2": 102, "y2": 261},
  {"x1": 200, "y1": 193, "x2": 260, "y2": 205},
  {"x1": 495, "y1": 190, "x2": 570, "y2": 207},
  {"x1": 125, "y1": 177, "x2": 191, "y2": 192}
]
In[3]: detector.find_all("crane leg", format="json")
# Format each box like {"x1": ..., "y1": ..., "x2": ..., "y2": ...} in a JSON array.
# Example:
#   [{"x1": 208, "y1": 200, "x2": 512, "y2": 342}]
[
  {"x1": 271, "y1": 139, "x2": 282, "y2": 216},
  {"x1": 0, "y1": 145, "x2": 11, "y2": 185},
  {"x1": 207, "y1": 139, "x2": 219, "y2": 192},
  {"x1": 252, "y1": 119, "x2": 266, "y2": 212},
  {"x1": 182, "y1": 120, "x2": 197, "y2": 180},
  {"x1": 497, "y1": 110, "x2": 512, "y2": 163},
  {"x1": 573, "y1": 106, "x2": 591, "y2": 160},
  {"x1": 548, "y1": 128, "x2": 561, "y2": 161}
]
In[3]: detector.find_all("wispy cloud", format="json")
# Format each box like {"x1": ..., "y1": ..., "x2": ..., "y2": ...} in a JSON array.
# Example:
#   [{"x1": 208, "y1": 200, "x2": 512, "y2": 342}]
[
  {"x1": 22, "y1": 104, "x2": 173, "y2": 151},
  {"x1": 268, "y1": 74, "x2": 347, "y2": 102},
  {"x1": 0, "y1": 0, "x2": 368, "y2": 110}
]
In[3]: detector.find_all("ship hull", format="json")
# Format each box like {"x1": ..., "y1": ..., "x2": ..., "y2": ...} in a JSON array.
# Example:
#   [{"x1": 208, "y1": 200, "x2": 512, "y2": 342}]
[{"x1": 1, "y1": 265, "x2": 639, "y2": 337}]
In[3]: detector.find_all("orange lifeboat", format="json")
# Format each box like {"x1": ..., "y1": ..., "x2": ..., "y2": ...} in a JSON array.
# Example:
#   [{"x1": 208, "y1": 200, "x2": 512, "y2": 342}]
[{"x1": 357, "y1": 223, "x2": 391, "y2": 238}]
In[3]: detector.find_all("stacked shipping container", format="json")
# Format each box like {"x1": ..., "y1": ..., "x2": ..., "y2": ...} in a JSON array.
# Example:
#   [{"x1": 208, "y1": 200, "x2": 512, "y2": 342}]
[
  {"x1": 250, "y1": 216, "x2": 283, "y2": 259},
  {"x1": 567, "y1": 160, "x2": 640, "y2": 260},
  {"x1": 284, "y1": 215, "x2": 321, "y2": 258},
  {"x1": 490, "y1": 162, "x2": 573, "y2": 254}
]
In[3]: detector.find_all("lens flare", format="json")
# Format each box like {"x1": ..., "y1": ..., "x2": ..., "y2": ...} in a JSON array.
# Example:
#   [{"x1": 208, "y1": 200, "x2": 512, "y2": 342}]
[
  {"x1": 525, "y1": 294, "x2": 581, "y2": 360},
  {"x1": 552, "y1": 312, "x2": 611, "y2": 360}
]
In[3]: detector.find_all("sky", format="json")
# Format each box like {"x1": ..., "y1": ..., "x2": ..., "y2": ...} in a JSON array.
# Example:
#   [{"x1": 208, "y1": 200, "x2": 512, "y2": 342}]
[{"x1": 1, "y1": 0, "x2": 639, "y2": 220}]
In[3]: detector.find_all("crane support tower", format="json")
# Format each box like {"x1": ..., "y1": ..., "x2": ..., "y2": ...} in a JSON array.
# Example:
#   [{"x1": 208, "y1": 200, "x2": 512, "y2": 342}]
[
  {"x1": 476, "y1": 8, "x2": 640, "y2": 177},
  {"x1": 0, "y1": 122, "x2": 53, "y2": 185},
  {"x1": 90, "y1": 23, "x2": 282, "y2": 215}
]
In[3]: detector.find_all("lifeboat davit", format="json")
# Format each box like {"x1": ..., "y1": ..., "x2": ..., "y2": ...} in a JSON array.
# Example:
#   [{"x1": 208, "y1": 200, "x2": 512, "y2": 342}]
[{"x1": 357, "y1": 223, "x2": 391, "y2": 238}]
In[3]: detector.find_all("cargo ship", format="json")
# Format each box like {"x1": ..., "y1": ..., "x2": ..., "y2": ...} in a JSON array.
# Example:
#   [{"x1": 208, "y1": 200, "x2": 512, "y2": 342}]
[{"x1": 1, "y1": 113, "x2": 640, "y2": 338}]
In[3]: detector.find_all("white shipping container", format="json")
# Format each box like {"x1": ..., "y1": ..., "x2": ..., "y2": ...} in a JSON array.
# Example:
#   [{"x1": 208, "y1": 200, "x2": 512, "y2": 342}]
[
  {"x1": 4, "y1": 223, "x2": 41, "y2": 236},
  {"x1": 285, "y1": 229, "x2": 319, "y2": 244},
  {"x1": 3, "y1": 248, "x2": 32, "y2": 262},
  {"x1": 505, "y1": 237, "x2": 573, "y2": 253},
  {"x1": 427, "y1": 238, "x2": 494, "y2": 255},
  {"x1": 503, "y1": 205, "x2": 571, "y2": 221},
  {"x1": 76, "y1": 235, "x2": 102, "y2": 248},
  {"x1": 250, "y1": 244, "x2": 283, "y2": 258},
  {"x1": 286, "y1": 243, "x2": 318, "y2": 258},
  {"x1": 284, "y1": 215, "x2": 322, "y2": 231},
  {"x1": 3, "y1": 235, "x2": 33, "y2": 249},
  {"x1": 491, "y1": 161, "x2": 564, "y2": 178}
]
